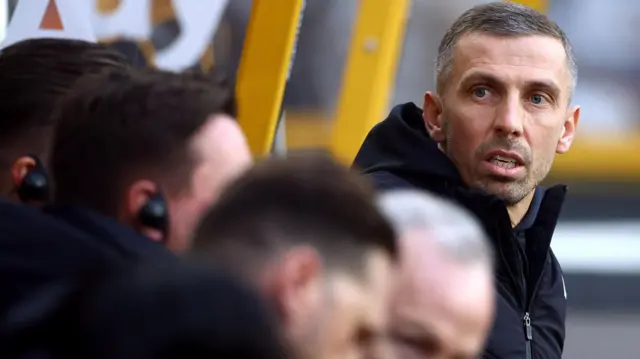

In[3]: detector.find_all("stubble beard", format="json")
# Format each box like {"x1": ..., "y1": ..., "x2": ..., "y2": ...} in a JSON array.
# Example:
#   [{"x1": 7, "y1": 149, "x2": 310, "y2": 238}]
[{"x1": 443, "y1": 124, "x2": 551, "y2": 205}]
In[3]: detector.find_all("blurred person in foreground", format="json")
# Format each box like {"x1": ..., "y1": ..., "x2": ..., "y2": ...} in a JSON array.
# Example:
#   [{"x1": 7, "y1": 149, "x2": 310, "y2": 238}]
[
  {"x1": 6, "y1": 263, "x2": 289, "y2": 359},
  {"x1": 354, "y1": 3, "x2": 578, "y2": 359},
  {"x1": 0, "y1": 38, "x2": 131, "y2": 329},
  {"x1": 0, "y1": 38, "x2": 129, "y2": 206},
  {"x1": 47, "y1": 67, "x2": 252, "y2": 256},
  {"x1": 378, "y1": 190, "x2": 494, "y2": 359},
  {"x1": 191, "y1": 151, "x2": 398, "y2": 359}
]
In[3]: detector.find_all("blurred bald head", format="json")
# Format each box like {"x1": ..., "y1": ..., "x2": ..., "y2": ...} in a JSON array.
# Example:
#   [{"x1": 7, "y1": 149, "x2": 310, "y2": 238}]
[{"x1": 378, "y1": 190, "x2": 494, "y2": 359}]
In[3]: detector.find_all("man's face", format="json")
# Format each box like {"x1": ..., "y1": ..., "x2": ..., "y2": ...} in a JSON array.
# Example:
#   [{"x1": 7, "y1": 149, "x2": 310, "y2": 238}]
[
  {"x1": 389, "y1": 231, "x2": 494, "y2": 359},
  {"x1": 167, "y1": 115, "x2": 252, "y2": 252},
  {"x1": 424, "y1": 33, "x2": 579, "y2": 204},
  {"x1": 283, "y1": 249, "x2": 393, "y2": 359}
]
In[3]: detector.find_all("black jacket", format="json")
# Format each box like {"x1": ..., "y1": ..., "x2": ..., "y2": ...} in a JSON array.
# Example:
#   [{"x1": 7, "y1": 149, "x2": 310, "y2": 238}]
[
  {"x1": 0, "y1": 201, "x2": 115, "y2": 321},
  {"x1": 43, "y1": 204, "x2": 174, "y2": 263},
  {"x1": 0, "y1": 203, "x2": 174, "y2": 357},
  {"x1": 0, "y1": 200, "x2": 120, "y2": 359},
  {"x1": 354, "y1": 103, "x2": 567, "y2": 359}
]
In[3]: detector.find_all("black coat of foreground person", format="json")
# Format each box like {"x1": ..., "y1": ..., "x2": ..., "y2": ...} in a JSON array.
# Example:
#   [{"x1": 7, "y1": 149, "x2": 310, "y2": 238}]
[
  {"x1": 6, "y1": 263, "x2": 290, "y2": 359},
  {"x1": 0, "y1": 198, "x2": 123, "y2": 341}
]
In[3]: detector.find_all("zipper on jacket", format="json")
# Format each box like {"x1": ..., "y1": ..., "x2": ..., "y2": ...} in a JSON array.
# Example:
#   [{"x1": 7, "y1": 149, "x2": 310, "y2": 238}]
[
  {"x1": 522, "y1": 252, "x2": 549, "y2": 359},
  {"x1": 514, "y1": 231, "x2": 532, "y2": 359},
  {"x1": 524, "y1": 312, "x2": 532, "y2": 359}
]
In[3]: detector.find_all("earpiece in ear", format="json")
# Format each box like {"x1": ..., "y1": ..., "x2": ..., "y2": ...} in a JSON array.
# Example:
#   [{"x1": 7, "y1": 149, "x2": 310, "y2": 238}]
[
  {"x1": 16, "y1": 155, "x2": 50, "y2": 203},
  {"x1": 137, "y1": 191, "x2": 169, "y2": 236}
]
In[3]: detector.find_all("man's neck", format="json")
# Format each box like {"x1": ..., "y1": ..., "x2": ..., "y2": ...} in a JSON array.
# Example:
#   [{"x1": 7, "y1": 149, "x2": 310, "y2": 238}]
[{"x1": 506, "y1": 190, "x2": 535, "y2": 228}]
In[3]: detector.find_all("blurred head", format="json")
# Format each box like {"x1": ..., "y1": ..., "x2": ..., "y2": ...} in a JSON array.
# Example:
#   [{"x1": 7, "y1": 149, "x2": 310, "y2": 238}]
[
  {"x1": 51, "y1": 68, "x2": 251, "y2": 253},
  {"x1": 378, "y1": 190, "x2": 494, "y2": 359},
  {"x1": 53, "y1": 263, "x2": 289, "y2": 359},
  {"x1": 191, "y1": 151, "x2": 398, "y2": 359},
  {"x1": 0, "y1": 38, "x2": 129, "y2": 205},
  {"x1": 423, "y1": 2, "x2": 580, "y2": 205}
]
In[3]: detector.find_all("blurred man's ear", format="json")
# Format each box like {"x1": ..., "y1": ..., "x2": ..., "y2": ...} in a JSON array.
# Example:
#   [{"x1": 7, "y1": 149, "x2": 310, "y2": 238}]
[
  {"x1": 264, "y1": 246, "x2": 323, "y2": 327},
  {"x1": 10, "y1": 156, "x2": 37, "y2": 189},
  {"x1": 10, "y1": 155, "x2": 50, "y2": 205},
  {"x1": 124, "y1": 179, "x2": 164, "y2": 242}
]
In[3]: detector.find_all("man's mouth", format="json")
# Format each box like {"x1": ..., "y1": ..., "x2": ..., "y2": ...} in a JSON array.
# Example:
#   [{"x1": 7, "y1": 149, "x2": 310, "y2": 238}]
[{"x1": 488, "y1": 155, "x2": 519, "y2": 169}]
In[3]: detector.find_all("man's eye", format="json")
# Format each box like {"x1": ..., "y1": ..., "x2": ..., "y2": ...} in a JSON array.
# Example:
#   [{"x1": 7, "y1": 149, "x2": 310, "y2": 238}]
[
  {"x1": 473, "y1": 87, "x2": 489, "y2": 98},
  {"x1": 530, "y1": 94, "x2": 545, "y2": 105}
]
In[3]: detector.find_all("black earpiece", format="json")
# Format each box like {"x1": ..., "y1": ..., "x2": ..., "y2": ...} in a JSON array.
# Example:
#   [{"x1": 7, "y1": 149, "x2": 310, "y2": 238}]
[
  {"x1": 137, "y1": 191, "x2": 169, "y2": 236},
  {"x1": 16, "y1": 155, "x2": 50, "y2": 203}
]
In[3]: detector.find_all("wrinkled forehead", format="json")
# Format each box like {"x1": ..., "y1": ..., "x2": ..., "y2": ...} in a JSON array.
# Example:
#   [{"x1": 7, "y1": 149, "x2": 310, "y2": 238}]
[{"x1": 449, "y1": 33, "x2": 572, "y2": 97}]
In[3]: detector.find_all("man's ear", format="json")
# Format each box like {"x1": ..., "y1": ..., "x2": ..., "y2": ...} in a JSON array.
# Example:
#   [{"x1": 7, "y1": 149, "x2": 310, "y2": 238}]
[
  {"x1": 556, "y1": 105, "x2": 580, "y2": 154},
  {"x1": 265, "y1": 246, "x2": 323, "y2": 326},
  {"x1": 423, "y1": 92, "x2": 445, "y2": 143},
  {"x1": 125, "y1": 179, "x2": 163, "y2": 242},
  {"x1": 10, "y1": 156, "x2": 37, "y2": 188}
]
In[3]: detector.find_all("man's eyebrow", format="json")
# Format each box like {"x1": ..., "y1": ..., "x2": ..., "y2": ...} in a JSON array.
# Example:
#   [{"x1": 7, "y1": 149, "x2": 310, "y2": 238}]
[
  {"x1": 458, "y1": 72, "x2": 503, "y2": 89},
  {"x1": 524, "y1": 79, "x2": 562, "y2": 98}
]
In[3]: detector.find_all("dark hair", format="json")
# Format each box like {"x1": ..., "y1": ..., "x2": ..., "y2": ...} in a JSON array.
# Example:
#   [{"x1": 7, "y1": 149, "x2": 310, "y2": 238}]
[
  {"x1": 0, "y1": 38, "x2": 129, "y2": 168},
  {"x1": 192, "y1": 150, "x2": 398, "y2": 276},
  {"x1": 50, "y1": 263, "x2": 289, "y2": 359},
  {"x1": 50, "y1": 67, "x2": 237, "y2": 216},
  {"x1": 436, "y1": 2, "x2": 576, "y2": 93}
]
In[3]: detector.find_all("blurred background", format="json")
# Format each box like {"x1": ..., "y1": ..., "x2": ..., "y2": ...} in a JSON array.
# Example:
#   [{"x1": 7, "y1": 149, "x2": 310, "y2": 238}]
[{"x1": 5, "y1": 0, "x2": 640, "y2": 357}]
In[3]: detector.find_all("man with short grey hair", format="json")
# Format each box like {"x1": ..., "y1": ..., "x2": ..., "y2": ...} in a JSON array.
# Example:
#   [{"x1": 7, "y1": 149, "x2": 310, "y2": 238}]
[
  {"x1": 354, "y1": 2, "x2": 576, "y2": 358},
  {"x1": 379, "y1": 190, "x2": 494, "y2": 359}
]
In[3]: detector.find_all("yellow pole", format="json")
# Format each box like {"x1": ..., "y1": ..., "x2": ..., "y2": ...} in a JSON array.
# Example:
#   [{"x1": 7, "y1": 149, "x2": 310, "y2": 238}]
[
  {"x1": 330, "y1": 0, "x2": 410, "y2": 163},
  {"x1": 236, "y1": 0, "x2": 304, "y2": 157}
]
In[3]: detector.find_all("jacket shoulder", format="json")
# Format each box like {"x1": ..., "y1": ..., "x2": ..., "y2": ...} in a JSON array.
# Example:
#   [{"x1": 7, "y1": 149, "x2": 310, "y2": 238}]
[{"x1": 366, "y1": 171, "x2": 415, "y2": 191}]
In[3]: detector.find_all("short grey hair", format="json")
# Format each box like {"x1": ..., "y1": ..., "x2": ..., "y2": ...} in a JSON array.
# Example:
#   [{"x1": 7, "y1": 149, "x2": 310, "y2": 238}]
[
  {"x1": 435, "y1": 2, "x2": 577, "y2": 94},
  {"x1": 377, "y1": 189, "x2": 493, "y2": 266}
]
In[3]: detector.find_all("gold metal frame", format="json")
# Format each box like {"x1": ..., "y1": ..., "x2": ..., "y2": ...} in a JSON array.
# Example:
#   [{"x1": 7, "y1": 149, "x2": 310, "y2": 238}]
[
  {"x1": 329, "y1": 0, "x2": 410, "y2": 163},
  {"x1": 235, "y1": 0, "x2": 304, "y2": 157}
]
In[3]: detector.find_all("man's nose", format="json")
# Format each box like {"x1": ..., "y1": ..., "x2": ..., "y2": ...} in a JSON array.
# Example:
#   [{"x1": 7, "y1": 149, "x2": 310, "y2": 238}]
[{"x1": 493, "y1": 95, "x2": 524, "y2": 137}]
